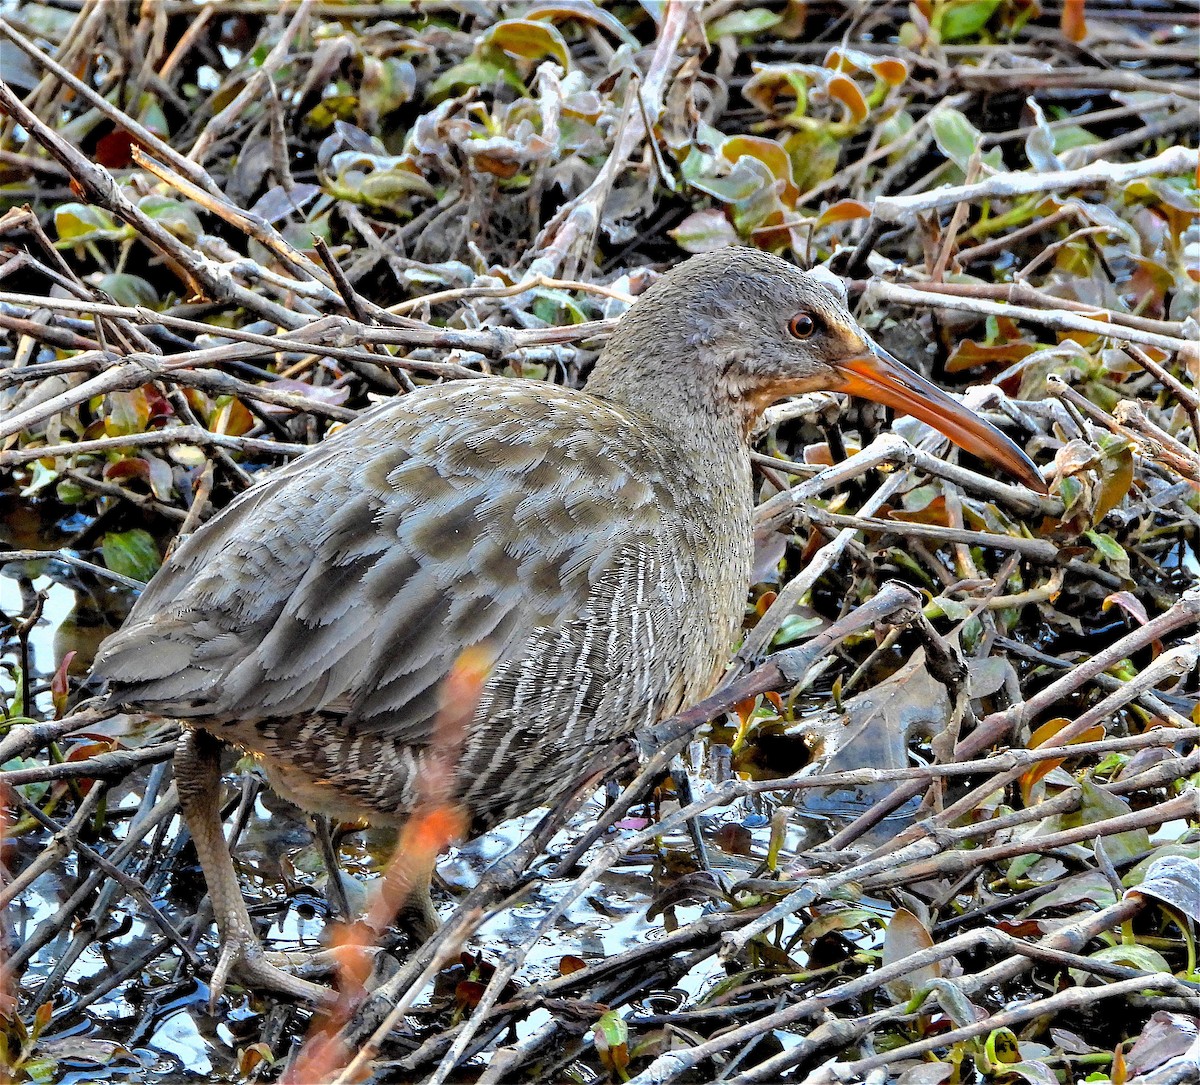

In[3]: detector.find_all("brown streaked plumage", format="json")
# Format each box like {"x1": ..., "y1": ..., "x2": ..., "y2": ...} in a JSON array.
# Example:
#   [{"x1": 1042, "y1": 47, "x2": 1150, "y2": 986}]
[{"x1": 93, "y1": 248, "x2": 1044, "y2": 1004}]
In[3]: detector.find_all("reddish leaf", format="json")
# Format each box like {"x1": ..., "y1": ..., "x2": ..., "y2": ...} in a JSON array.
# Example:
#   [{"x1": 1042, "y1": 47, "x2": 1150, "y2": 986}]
[
  {"x1": 1101, "y1": 590, "x2": 1149, "y2": 627},
  {"x1": 1020, "y1": 717, "x2": 1105, "y2": 804},
  {"x1": 827, "y1": 74, "x2": 868, "y2": 124},
  {"x1": 816, "y1": 198, "x2": 870, "y2": 229},
  {"x1": 1061, "y1": 0, "x2": 1087, "y2": 42},
  {"x1": 51, "y1": 651, "x2": 76, "y2": 719},
  {"x1": 559, "y1": 955, "x2": 586, "y2": 976},
  {"x1": 95, "y1": 128, "x2": 134, "y2": 169}
]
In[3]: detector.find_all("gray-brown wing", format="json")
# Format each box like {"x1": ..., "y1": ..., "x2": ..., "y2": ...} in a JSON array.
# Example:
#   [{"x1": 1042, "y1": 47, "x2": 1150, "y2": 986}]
[
  {"x1": 459, "y1": 537, "x2": 684, "y2": 829},
  {"x1": 93, "y1": 380, "x2": 683, "y2": 749}
]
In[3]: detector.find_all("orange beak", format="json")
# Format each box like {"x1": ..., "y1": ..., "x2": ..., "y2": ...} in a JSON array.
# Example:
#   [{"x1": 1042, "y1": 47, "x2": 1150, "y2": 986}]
[{"x1": 831, "y1": 341, "x2": 1046, "y2": 494}]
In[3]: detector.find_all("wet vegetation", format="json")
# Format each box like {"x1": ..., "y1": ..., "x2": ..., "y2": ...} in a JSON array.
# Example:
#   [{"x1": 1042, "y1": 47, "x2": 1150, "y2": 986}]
[{"x1": 0, "y1": 1, "x2": 1198, "y2": 1083}]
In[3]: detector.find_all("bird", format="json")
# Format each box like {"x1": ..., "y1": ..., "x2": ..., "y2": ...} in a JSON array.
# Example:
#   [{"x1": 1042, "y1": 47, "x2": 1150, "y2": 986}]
[{"x1": 91, "y1": 248, "x2": 1045, "y2": 1003}]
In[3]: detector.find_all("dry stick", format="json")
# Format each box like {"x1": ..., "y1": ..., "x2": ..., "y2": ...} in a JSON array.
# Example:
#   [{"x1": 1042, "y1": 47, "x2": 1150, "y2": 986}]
[
  {"x1": 754, "y1": 434, "x2": 1057, "y2": 532},
  {"x1": 0, "y1": 705, "x2": 112, "y2": 764},
  {"x1": 186, "y1": 0, "x2": 313, "y2": 166},
  {"x1": 1016, "y1": 224, "x2": 1128, "y2": 283},
  {"x1": 0, "y1": 782, "x2": 106, "y2": 912},
  {"x1": 0, "y1": 548, "x2": 144, "y2": 590},
  {"x1": 867, "y1": 280, "x2": 1195, "y2": 362},
  {"x1": 1115, "y1": 399, "x2": 1200, "y2": 479},
  {"x1": 930, "y1": 152, "x2": 982, "y2": 282},
  {"x1": 656, "y1": 749, "x2": 1197, "y2": 908},
  {"x1": 10, "y1": 788, "x2": 199, "y2": 967},
  {"x1": 1126, "y1": 344, "x2": 1200, "y2": 448},
  {"x1": 62, "y1": 467, "x2": 191, "y2": 525},
  {"x1": 803, "y1": 508, "x2": 1061, "y2": 563},
  {"x1": 312, "y1": 235, "x2": 407, "y2": 393},
  {"x1": 817, "y1": 973, "x2": 1171, "y2": 1082},
  {"x1": 399, "y1": 909, "x2": 747, "y2": 1074},
  {"x1": 957, "y1": 205, "x2": 1079, "y2": 265},
  {"x1": 3, "y1": 348, "x2": 356, "y2": 441},
  {"x1": 0, "y1": 81, "x2": 302, "y2": 330},
  {"x1": 955, "y1": 66, "x2": 1200, "y2": 100},
  {"x1": 864, "y1": 791, "x2": 1197, "y2": 890},
  {"x1": 871, "y1": 145, "x2": 1199, "y2": 224},
  {"x1": 912, "y1": 279, "x2": 1186, "y2": 338},
  {"x1": 631, "y1": 896, "x2": 1148, "y2": 1085},
  {"x1": 527, "y1": 0, "x2": 689, "y2": 277},
  {"x1": 389, "y1": 273, "x2": 634, "y2": 316},
  {"x1": 655, "y1": 729, "x2": 1200, "y2": 837},
  {"x1": 0, "y1": 17, "x2": 225, "y2": 200},
  {"x1": 714, "y1": 755, "x2": 1194, "y2": 959},
  {"x1": 2, "y1": 782, "x2": 181, "y2": 982},
  {"x1": 0, "y1": 288, "x2": 617, "y2": 362},
  {"x1": 828, "y1": 621, "x2": 1200, "y2": 858},
  {"x1": 1047, "y1": 374, "x2": 1200, "y2": 485},
  {"x1": 731, "y1": 752, "x2": 1200, "y2": 912},
  {"x1": 132, "y1": 147, "x2": 342, "y2": 308},
  {"x1": 1, "y1": 427, "x2": 307, "y2": 468},
  {"x1": 0, "y1": 294, "x2": 614, "y2": 442},
  {"x1": 735, "y1": 470, "x2": 908, "y2": 670},
  {"x1": 1, "y1": 741, "x2": 175, "y2": 786}
]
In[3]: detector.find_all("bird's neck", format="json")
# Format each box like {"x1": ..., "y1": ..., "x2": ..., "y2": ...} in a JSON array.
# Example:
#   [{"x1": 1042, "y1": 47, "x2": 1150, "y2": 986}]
[{"x1": 584, "y1": 350, "x2": 755, "y2": 458}]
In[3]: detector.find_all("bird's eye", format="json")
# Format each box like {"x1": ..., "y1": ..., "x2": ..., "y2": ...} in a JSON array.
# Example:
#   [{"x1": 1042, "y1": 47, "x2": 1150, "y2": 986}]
[{"x1": 789, "y1": 313, "x2": 816, "y2": 339}]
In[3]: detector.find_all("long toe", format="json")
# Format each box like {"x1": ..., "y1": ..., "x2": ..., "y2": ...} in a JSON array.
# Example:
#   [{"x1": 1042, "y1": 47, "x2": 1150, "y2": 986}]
[{"x1": 209, "y1": 931, "x2": 336, "y2": 1009}]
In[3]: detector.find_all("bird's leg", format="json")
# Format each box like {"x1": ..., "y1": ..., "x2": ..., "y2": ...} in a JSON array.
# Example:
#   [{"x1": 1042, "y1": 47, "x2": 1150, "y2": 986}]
[
  {"x1": 396, "y1": 867, "x2": 440, "y2": 943},
  {"x1": 174, "y1": 728, "x2": 334, "y2": 1007},
  {"x1": 313, "y1": 815, "x2": 352, "y2": 922}
]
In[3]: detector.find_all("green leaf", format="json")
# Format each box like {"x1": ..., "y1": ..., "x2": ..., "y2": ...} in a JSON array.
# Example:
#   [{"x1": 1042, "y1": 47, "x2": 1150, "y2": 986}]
[
  {"x1": 802, "y1": 907, "x2": 880, "y2": 942},
  {"x1": 1078, "y1": 777, "x2": 1151, "y2": 865},
  {"x1": 1085, "y1": 530, "x2": 1124, "y2": 562},
  {"x1": 428, "y1": 57, "x2": 525, "y2": 101},
  {"x1": 939, "y1": 0, "x2": 1003, "y2": 42},
  {"x1": 1057, "y1": 474, "x2": 1085, "y2": 517},
  {"x1": 136, "y1": 195, "x2": 203, "y2": 244},
  {"x1": 360, "y1": 56, "x2": 417, "y2": 121},
  {"x1": 707, "y1": 8, "x2": 782, "y2": 39},
  {"x1": 593, "y1": 1009, "x2": 629, "y2": 1077},
  {"x1": 1085, "y1": 530, "x2": 1131, "y2": 579},
  {"x1": 55, "y1": 478, "x2": 86, "y2": 504},
  {"x1": 93, "y1": 273, "x2": 159, "y2": 308},
  {"x1": 524, "y1": 4, "x2": 641, "y2": 47},
  {"x1": 101, "y1": 529, "x2": 161, "y2": 583},
  {"x1": 1071, "y1": 942, "x2": 1173, "y2": 986},
  {"x1": 669, "y1": 208, "x2": 738, "y2": 253},
  {"x1": 784, "y1": 127, "x2": 842, "y2": 191},
  {"x1": 930, "y1": 107, "x2": 981, "y2": 172},
  {"x1": 483, "y1": 19, "x2": 571, "y2": 69},
  {"x1": 20, "y1": 461, "x2": 58, "y2": 497},
  {"x1": 54, "y1": 203, "x2": 131, "y2": 244},
  {"x1": 772, "y1": 614, "x2": 823, "y2": 647},
  {"x1": 680, "y1": 146, "x2": 773, "y2": 203}
]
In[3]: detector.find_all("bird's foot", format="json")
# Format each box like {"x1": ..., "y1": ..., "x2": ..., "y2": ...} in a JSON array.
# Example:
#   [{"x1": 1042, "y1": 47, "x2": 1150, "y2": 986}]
[{"x1": 208, "y1": 926, "x2": 337, "y2": 1009}]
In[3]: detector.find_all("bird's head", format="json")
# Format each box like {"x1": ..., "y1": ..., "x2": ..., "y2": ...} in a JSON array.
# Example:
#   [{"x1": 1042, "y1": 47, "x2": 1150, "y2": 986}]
[{"x1": 589, "y1": 248, "x2": 1045, "y2": 493}]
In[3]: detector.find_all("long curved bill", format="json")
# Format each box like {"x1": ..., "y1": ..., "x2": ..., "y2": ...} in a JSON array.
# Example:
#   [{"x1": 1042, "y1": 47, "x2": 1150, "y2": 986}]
[{"x1": 832, "y1": 340, "x2": 1047, "y2": 494}]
